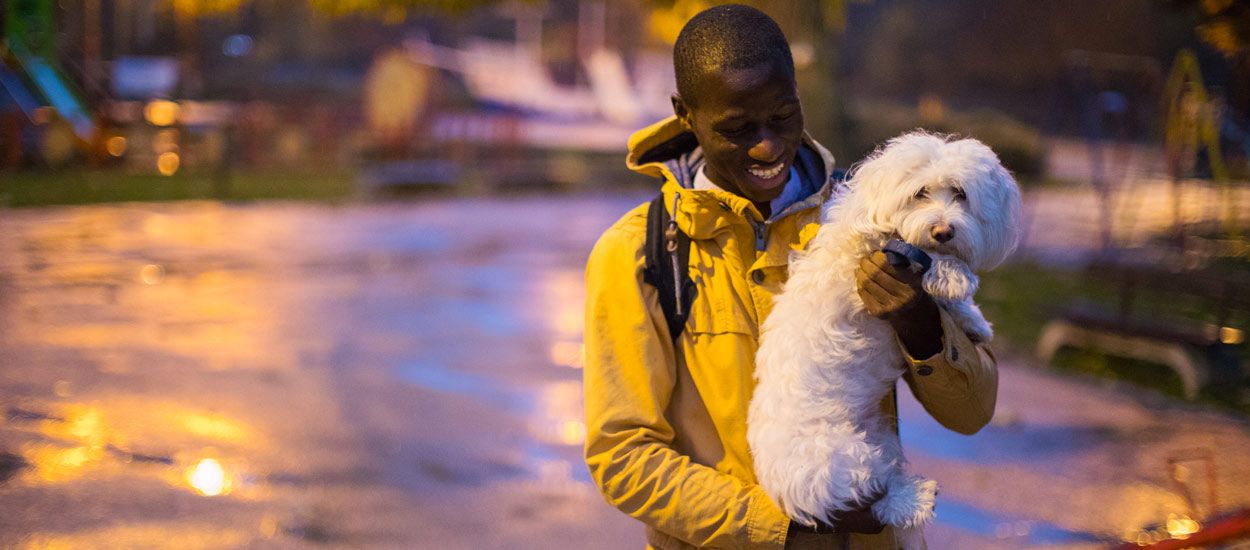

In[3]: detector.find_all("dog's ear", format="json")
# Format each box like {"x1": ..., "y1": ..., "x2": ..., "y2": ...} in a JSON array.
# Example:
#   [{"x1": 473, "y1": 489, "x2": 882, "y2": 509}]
[
  {"x1": 961, "y1": 145, "x2": 1022, "y2": 270},
  {"x1": 842, "y1": 132, "x2": 944, "y2": 236},
  {"x1": 841, "y1": 157, "x2": 899, "y2": 236}
]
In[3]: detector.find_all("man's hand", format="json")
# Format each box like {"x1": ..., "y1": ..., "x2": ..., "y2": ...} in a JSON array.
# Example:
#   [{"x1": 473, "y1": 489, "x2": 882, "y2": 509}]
[
  {"x1": 855, "y1": 251, "x2": 943, "y2": 358},
  {"x1": 787, "y1": 506, "x2": 885, "y2": 539}
]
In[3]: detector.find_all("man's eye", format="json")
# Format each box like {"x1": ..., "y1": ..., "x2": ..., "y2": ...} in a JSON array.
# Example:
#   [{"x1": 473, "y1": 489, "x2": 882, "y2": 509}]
[
  {"x1": 773, "y1": 111, "x2": 796, "y2": 122},
  {"x1": 953, "y1": 188, "x2": 967, "y2": 201},
  {"x1": 720, "y1": 125, "x2": 751, "y2": 138},
  {"x1": 913, "y1": 188, "x2": 928, "y2": 200}
]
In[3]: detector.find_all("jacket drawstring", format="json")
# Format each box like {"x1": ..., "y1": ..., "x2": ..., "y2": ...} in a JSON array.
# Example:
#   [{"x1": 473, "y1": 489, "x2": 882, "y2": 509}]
[{"x1": 666, "y1": 192, "x2": 685, "y2": 319}]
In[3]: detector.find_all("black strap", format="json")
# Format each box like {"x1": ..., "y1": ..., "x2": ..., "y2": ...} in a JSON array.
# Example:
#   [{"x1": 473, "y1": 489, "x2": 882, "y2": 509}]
[{"x1": 642, "y1": 193, "x2": 697, "y2": 342}]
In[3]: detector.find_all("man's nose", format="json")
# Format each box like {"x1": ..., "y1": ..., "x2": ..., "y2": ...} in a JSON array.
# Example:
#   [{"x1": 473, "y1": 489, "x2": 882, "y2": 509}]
[
  {"x1": 931, "y1": 223, "x2": 955, "y2": 243},
  {"x1": 749, "y1": 130, "x2": 784, "y2": 162}
]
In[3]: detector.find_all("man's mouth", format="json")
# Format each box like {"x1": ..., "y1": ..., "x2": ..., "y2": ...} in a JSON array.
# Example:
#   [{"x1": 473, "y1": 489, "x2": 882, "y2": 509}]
[
  {"x1": 748, "y1": 162, "x2": 785, "y2": 180},
  {"x1": 746, "y1": 161, "x2": 789, "y2": 192}
]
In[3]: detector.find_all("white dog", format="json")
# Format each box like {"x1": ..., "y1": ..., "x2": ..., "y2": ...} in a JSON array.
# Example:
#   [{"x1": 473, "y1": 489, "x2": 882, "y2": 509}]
[{"x1": 748, "y1": 132, "x2": 1022, "y2": 548}]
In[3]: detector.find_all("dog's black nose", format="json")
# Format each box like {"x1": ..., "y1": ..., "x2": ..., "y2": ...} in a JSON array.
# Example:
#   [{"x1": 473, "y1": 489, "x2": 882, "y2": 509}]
[{"x1": 931, "y1": 225, "x2": 955, "y2": 243}]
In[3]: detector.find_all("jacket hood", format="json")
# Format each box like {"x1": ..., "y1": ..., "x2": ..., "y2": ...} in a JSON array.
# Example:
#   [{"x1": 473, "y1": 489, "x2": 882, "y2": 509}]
[
  {"x1": 625, "y1": 117, "x2": 839, "y2": 244},
  {"x1": 625, "y1": 116, "x2": 837, "y2": 202}
]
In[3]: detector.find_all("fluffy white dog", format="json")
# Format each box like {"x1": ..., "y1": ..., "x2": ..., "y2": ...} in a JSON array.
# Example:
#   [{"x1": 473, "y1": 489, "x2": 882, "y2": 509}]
[{"x1": 748, "y1": 132, "x2": 1022, "y2": 547}]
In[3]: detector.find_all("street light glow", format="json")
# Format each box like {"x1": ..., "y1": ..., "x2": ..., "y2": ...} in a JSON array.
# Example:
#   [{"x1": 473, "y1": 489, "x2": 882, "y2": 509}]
[
  {"x1": 187, "y1": 458, "x2": 230, "y2": 496},
  {"x1": 144, "y1": 100, "x2": 180, "y2": 127},
  {"x1": 106, "y1": 136, "x2": 127, "y2": 157},
  {"x1": 157, "y1": 152, "x2": 180, "y2": 176},
  {"x1": 1165, "y1": 513, "x2": 1200, "y2": 539}
]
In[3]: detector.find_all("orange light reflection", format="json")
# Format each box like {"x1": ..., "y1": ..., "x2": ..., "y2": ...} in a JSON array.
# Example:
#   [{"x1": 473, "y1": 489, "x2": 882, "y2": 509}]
[{"x1": 187, "y1": 458, "x2": 231, "y2": 496}]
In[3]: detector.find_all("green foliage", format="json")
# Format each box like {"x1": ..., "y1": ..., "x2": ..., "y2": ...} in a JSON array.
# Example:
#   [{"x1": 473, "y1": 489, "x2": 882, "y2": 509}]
[
  {"x1": 978, "y1": 259, "x2": 1250, "y2": 411},
  {"x1": 0, "y1": 169, "x2": 355, "y2": 207},
  {"x1": 309, "y1": 0, "x2": 530, "y2": 17}
]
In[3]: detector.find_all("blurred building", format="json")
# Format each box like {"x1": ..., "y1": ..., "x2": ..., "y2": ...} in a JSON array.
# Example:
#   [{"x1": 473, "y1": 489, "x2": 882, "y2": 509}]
[{"x1": 2, "y1": 0, "x2": 1247, "y2": 181}]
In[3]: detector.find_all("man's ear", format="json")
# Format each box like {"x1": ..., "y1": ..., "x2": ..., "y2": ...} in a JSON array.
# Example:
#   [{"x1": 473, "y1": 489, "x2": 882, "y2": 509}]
[{"x1": 671, "y1": 93, "x2": 693, "y2": 131}]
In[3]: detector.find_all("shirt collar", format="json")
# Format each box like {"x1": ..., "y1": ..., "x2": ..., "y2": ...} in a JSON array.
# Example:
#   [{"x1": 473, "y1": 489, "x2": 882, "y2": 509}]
[{"x1": 693, "y1": 165, "x2": 803, "y2": 221}]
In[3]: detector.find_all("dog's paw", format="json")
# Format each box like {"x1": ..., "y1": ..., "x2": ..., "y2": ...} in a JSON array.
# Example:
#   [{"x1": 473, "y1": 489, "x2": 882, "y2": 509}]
[
  {"x1": 963, "y1": 317, "x2": 994, "y2": 344},
  {"x1": 939, "y1": 299, "x2": 993, "y2": 344},
  {"x1": 872, "y1": 475, "x2": 938, "y2": 529},
  {"x1": 922, "y1": 257, "x2": 978, "y2": 302}
]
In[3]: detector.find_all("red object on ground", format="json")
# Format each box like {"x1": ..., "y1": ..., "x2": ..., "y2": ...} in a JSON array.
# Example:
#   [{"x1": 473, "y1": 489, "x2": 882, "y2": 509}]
[{"x1": 1111, "y1": 509, "x2": 1250, "y2": 549}]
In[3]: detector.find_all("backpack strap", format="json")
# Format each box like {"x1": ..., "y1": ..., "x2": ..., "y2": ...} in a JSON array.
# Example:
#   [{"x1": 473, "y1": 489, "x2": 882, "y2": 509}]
[{"x1": 642, "y1": 192, "x2": 697, "y2": 342}]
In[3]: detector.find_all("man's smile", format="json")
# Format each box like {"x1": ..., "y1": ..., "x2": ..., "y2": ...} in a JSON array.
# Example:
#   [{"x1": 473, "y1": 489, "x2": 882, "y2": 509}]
[{"x1": 747, "y1": 160, "x2": 789, "y2": 190}]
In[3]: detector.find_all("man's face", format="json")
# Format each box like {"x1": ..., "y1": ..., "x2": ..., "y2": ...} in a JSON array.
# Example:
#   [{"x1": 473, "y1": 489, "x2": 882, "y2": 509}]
[{"x1": 674, "y1": 61, "x2": 804, "y2": 205}]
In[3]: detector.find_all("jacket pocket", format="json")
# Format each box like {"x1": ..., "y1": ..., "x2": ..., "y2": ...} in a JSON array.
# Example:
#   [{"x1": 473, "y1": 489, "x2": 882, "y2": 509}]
[{"x1": 683, "y1": 272, "x2": 755, "y2": 337}]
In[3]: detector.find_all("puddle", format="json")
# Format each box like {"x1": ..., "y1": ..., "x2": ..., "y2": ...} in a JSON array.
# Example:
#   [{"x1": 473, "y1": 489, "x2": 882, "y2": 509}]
[
  {"x1": 937, "y1": 498, "x2": 1107, "y2": 546},
  {"x1": 900, "y1": 420, "x2": 1121, "y2": 463},
  {"x1": 396, "y1": 358, "x2": 589, "y2": 488},
  {"x1": 896, "y1": 390, "x2": 1146, "y2": 465},
  {"x1": 397, "y1": 359, "x2": 525, "y2": 410},
  {"x1": 371, "y1": 226, "x2": 452, "y2": 256},
  {"x1": 425, "y1": 298, "x2": 526, "y2": 337}
]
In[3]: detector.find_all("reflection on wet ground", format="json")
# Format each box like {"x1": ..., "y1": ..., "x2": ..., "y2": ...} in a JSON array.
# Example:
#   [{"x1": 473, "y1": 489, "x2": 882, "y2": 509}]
[
  {"x1": 935, "y1": 499, "x2": 1103, "y2": 546},
  {"x1": 1, "y1": 194, "x2": 1248, "y2": 549},
  {"x1": 0, "y1": 196, "x2": 645, "y2": 549}
]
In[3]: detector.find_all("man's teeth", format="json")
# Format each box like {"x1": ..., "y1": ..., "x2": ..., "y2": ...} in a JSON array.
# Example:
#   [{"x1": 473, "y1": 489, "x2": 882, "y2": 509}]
[{"x1": 749, "y1": 163, "x2": 784, "y2": 179}]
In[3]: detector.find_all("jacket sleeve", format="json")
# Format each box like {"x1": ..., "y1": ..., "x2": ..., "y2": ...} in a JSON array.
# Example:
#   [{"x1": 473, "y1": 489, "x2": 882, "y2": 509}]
[
  {"x1": 582, "y1": 224, "x2": 790, "y2": 550},
  {"x1": 899, "y1": 308, "x2": 999, "y2": 435}
]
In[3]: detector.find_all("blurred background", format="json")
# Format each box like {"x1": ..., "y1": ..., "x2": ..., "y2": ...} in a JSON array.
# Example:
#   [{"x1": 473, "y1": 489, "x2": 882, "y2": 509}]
[{"x1": 2, "y1": 0, "x2": 1250, "y2": 548}]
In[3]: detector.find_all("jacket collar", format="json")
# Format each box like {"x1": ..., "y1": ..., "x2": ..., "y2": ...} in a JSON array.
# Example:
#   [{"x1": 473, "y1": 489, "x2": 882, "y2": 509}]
[{"x1": 626, "y1": 116, "x2": 837, "y2": 241}]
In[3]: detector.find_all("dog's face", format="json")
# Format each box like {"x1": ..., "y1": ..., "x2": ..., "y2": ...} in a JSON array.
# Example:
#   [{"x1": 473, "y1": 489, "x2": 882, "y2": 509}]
[{"x1": 842, "y1": 133, "x2": 1022, "y2": 270}]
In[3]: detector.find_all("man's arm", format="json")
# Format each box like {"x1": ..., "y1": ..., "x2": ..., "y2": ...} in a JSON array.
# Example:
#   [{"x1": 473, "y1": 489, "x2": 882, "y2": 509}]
[
  {"x1": 897, "y1": 307, "x2": 998, "y2": 434},
  {"x1": 583, "y1": 222, "x2": 790, "y2": 549},
  {"x1": 856, "y1": 251, "x2": 998, "y2": 435}
]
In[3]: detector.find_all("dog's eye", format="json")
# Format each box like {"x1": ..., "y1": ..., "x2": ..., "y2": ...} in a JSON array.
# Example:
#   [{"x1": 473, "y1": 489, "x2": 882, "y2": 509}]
[
  {"x1": 953, "y1": 188, "x2": 967, "y2": 201},
  {"x1": 913, "y1": 188, "x2": 928, "y2": 200}
]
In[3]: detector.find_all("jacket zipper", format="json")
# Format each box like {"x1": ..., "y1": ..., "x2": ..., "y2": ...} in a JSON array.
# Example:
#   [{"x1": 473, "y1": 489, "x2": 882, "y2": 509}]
[{"x1": 750, "y1": 217, "x2": 768, "y2": 251}]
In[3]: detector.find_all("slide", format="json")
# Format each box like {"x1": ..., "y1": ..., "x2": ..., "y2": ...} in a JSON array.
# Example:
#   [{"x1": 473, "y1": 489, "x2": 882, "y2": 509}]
[{"x1": 6, "y1": 40, "x2": 95, "y2": 140}]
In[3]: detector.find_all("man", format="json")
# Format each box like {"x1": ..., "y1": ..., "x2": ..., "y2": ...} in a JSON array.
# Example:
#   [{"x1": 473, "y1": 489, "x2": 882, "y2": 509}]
[{"x1": 582, "y1": 5, "x2": 997, "y2": 549}]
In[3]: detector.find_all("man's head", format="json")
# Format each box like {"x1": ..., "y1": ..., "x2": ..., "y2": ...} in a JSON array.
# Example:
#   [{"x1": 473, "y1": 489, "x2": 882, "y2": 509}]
[{"x1": 672, "y1": 4, "x2": 804, "y2": 206}]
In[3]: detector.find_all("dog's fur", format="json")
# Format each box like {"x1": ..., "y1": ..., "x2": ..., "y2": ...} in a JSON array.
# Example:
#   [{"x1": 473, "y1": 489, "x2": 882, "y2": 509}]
[{"x1": 747, "y1": 132, "x2": 1022, "y2": 548}]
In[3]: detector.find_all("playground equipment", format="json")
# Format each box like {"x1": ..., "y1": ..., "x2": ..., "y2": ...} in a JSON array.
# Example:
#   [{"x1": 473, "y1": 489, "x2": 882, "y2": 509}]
[
  {"x1": 1037, "y1": 50, "x2": 1250, "y2": 403},
  {"x1": 1162, "y1": 50, "x2": 1240, "y2": 240},
  {"x1": 1, "y1": 0, "x2": 97, "y2": 167},
  {"x1": 1052, "y1": 49, "x2": 1247, "y2": 252}
]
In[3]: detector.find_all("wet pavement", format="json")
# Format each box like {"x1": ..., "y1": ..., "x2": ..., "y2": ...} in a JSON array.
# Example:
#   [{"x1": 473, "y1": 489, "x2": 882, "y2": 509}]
[{"x1": 1, "y1": 192, "x2": 1248, "y2": 549}]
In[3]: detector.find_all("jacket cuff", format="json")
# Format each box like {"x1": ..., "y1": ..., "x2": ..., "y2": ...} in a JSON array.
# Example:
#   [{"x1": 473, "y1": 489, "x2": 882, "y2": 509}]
[
  {"x1": 897, "y1": 307, "x2": 999, "y2": 434},
  {"x1": 747, "y1": 489, "x2": 790, "y2": 549},
  {"x1": 898, "y1": 307, "x2": 980, "y2": 381}
]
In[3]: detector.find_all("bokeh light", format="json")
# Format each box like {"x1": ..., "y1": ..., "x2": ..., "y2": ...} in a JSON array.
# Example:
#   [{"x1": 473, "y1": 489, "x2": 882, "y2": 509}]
[
  {"x1": 144, "y1": 100, "x2": 180, "y2": 127},
  {"x1": 187, "y1": 458, "x2": 230, "y2": 496},
  {"x1": 156, "y1": 152, "x2": 181, "y2": 176},
  {"x1": 105, "y1": 136, "x2": 127, "y2": 157}
]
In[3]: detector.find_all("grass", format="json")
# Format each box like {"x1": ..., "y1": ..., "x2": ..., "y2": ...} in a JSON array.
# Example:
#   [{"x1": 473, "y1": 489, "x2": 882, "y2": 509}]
[
  {"x1": 978, "y1": 260, "x2": 1250, "y2": 411},
  {"x1": 0, "y1": 169, "x2": 357, "y2": 208}
]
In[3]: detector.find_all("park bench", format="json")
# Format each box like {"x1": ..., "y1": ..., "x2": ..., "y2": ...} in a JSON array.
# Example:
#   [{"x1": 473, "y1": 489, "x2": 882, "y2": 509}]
[{"x1": 1036, "y1": 253, "x2": 1249, "y2": 399}]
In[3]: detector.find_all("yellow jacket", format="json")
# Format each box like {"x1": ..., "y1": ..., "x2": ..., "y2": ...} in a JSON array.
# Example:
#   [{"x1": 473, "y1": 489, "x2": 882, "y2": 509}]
[{"x1": 583, "y1": 117, "x2": 998, "y2": 550}]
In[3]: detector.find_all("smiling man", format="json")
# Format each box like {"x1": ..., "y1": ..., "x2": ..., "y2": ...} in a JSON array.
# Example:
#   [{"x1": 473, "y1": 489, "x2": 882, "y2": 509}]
[
  {"x1": 670, "y1": 19, "x2": 803, "y2": 218},
  {"x1": 583, "y1": 5, "x2": 999, "y2": 549}
]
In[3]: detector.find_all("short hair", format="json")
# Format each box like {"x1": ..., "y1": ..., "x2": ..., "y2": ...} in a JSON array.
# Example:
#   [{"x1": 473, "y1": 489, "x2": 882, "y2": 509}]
[{"x1": 673, "y1": 4, "x2": 795, "y2": 107}]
